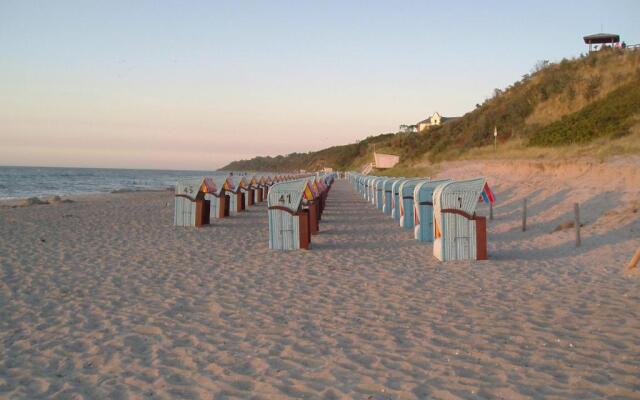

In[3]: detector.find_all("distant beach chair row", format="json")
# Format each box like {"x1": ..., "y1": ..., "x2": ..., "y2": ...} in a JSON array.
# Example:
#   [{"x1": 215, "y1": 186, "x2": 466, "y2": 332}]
[
  {"x1": 174, "y1": 173, "x2": 300, "y2": 227},
  {"x1": 347, "y1": 173, "x2": 495, "y2": 261},
  {"x1": 267, "y1": 173, "x2": 336, "y2": 250},
  {"x1": 173, "y1": 172, "x2": 337, "y2": 251}
]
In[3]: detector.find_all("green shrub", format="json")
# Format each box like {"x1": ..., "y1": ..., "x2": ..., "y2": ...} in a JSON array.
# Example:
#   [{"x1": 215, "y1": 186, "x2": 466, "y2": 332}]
[{"x1": 528, "y1": 79, "x2": 640, "y2": 146}]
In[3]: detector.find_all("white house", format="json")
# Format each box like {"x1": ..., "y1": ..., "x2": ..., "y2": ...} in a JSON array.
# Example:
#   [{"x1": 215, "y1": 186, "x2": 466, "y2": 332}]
[
  {"x1": 416, "y1": 112, "x2": 460, "y2": 132},
  {"x1": 417, "y1": 112, "x2": 443, "y2": 131},
  {"x1": 398, "y1": 124, "x2": 418, "y2": 133}
]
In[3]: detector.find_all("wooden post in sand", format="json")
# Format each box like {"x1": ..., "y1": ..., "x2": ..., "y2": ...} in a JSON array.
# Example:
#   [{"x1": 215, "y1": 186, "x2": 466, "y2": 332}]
[
  {"x1": 627, "y1": 248, "x2": 640, "y2": 270},
  {"x1": 489, "y1": 202, "x2": 494, "y2": 220},
  {"x1": 522, "y1": 199, "x2": 527, "y2": 231},
  {"x1": 574, "y1": 203, "x2": 581, "y2": 247}
]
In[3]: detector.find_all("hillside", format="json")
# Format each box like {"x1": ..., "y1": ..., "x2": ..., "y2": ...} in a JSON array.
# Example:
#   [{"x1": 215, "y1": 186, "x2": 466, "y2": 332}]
[
  {"x1": 222, "y1": 134, "x2": 395, "y2": 173},
  {"x1": 222, "y1": 49, "x2": 640, "y2": 173}
]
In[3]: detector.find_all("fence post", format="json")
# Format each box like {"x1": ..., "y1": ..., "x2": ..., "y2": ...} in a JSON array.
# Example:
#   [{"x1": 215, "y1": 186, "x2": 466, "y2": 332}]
[
  {"x1": 627, "y1": 248, "x2": 640, "y2": 270},
  {"x1": 574, "y1": 203, "x2": 581, "y2": 247},
  {"x1": 489, "y1": 202, "x2": 493, "y2": 221},
  {"x1": 522, "y1": 199, "x2": 527, "y2": 232}
]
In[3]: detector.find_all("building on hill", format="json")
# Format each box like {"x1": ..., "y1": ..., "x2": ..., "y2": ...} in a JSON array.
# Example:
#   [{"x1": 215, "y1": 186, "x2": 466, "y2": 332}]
[
  {"x1": 583, "y1": 33, "x2": 620, "y2": 52},
  {"x1": 362, "y1": 151, "x2": 400, "y2": 175},
  {"x1": 399, "y1": 124, "x2": 417, "y2": 133},
  {"x1": 416, "y1": 112, "x2": 459, "y2": 132}
]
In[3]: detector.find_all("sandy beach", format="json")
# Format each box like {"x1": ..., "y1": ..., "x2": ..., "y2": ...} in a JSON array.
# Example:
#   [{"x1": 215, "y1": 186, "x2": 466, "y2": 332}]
[{"x1": 1, "y1": 161, "x2": 640, "y2": 399}]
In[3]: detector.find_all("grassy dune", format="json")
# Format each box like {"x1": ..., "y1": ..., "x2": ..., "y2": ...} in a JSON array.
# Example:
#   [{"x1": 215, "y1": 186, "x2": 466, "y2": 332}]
[{"x1": 223, "y1": 49, "x2": 640, "y2": 173}]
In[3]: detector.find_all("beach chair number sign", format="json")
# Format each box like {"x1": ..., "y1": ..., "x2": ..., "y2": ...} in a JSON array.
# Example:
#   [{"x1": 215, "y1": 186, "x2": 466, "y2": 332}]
[
  {"x1": 181, "y1": 185, "x2": 195, "y2": 196},
  {"x1": 268, "y1": 186, "x2": 304, "y2": 211},
  {"x1": 277, "y1": 191, "x2": 297, "y2": 235},
  {"x1": 279, "y1": 194, "x2": 293, "y2": 204}
]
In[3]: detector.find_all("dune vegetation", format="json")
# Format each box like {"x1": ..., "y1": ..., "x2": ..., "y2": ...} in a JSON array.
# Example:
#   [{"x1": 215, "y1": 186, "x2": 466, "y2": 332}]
[{"x1": 222, "y1": 49, "x2": 640, "y2": 173}]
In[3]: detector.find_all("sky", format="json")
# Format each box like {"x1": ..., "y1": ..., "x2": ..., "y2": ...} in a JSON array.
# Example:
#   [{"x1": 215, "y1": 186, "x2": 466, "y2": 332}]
[{"x1": 1, "y1": 0, "x2": 639, "y2": 170}]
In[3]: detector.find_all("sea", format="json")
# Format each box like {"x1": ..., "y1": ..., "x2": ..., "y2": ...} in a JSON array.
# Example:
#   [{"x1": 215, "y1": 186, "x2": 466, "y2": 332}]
[{"x1": 0, "y1": 166, "x2": 232, "y2": 200}]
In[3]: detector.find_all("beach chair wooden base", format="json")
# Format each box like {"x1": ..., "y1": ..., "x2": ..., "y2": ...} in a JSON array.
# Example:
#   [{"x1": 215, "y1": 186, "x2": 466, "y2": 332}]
[
  {"x1": 236, "y1": 193, "x2": 245, "y2": 212},
  {"x1": 219, "y1": 195, "x2": 230, "y2": 218},
  {"x1": 475, "y1": 216, "x2": 488, "y2": 260},
  {"x1": 309, "y1": 202, "x2": 319, "y2": 235},
  {"x1": 297, "y1": 209, "x2": 311, "y2": 249},
  {"x1": 195, "y1": 199, "x2": 210, "y2": 227},
  {"x1": 248, "y1": 189, "x2": 255, "y2": 206}
]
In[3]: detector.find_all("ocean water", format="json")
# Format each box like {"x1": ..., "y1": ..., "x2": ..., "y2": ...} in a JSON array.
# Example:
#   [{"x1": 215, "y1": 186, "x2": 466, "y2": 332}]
[{"x1": 0, "y1": 166, "x2": 231, "y2": 200}]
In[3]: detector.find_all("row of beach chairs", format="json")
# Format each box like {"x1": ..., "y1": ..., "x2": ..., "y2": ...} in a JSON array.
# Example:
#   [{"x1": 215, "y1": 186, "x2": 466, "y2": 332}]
[
  {"x1": 267, "y1": 173, "x2": 336, "y2": 250},
  {"x1": 174, "y1": 174, "x2": 299, "y2": 227},
  {"x1": 347, "y1": 173, "x2": 495, "y2": 261},
  {"x1": 173, "y1": 172, "x2": 337, "y2": 251}
]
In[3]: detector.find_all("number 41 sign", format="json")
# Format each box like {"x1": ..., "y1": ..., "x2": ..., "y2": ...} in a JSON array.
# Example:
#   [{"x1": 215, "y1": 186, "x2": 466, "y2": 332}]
[
  {"x1": 278, "y1": 193, "x2": 293, "y2": 204},
  {"x1": 278, "y1": 193, "x2": 292, "y2": 205}
]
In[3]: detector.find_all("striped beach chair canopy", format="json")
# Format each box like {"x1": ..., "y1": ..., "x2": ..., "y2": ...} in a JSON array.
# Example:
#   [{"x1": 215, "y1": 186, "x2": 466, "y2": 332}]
[
  {"x1": 382, "y1": 177, "x2": 402, "y2": 215},
  {"x1": 433, "y1": 178, "x2": 486, "y2": 261},
  {"x1": 267, "y1": 179, "x2": 315, "y2": 250},
  {"x1": 245, "y1": 175, "x2": 258, "y2": 189},
  {"x1": 372, "y1": 177, "x2": 387, "y2": 209},
  {"x1": 391, "y1": 178, "x2": 408, "y2": 220},
  {"x1": 304, "y1": 179, "x2": 317, "y2": 202},
  {"x1": 174, "y1": 177, "x2": 218, "y2": 227},
  {"x1": 234, "y1": 176, "x2": 248, "y2": 192},
  {"x1": 413, "y1": 178, "x2": 451, "y2": 242},
  {"x1": 267, "y1": 179, "x2": 309, "y2": 214},
  {"x1": 211, "y1": 175, "x2": 235, "y2": 195},
  {"x1": 398, "y1": 178, "x2": 427, "y2": 228},
  {"x1": 175, "y1": 177, "x2": 216, "y2": 201},
  {"x1": 310, "y1": 179, "x2": 320, "y2": 198}
]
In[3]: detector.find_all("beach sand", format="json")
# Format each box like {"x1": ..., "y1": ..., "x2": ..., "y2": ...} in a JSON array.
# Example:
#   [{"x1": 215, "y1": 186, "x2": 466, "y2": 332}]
[{"x1": 1, "y1": 160, "x2": 639, "y2": 399}]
